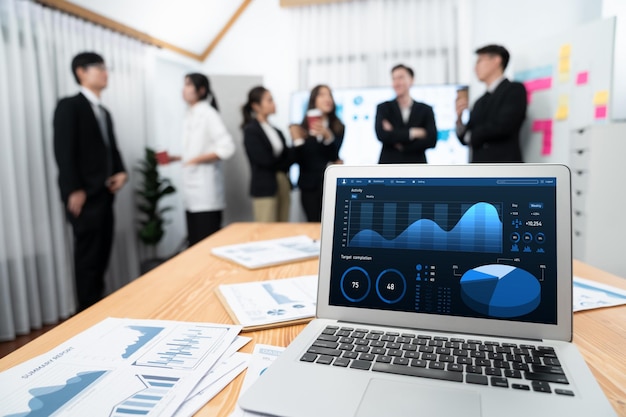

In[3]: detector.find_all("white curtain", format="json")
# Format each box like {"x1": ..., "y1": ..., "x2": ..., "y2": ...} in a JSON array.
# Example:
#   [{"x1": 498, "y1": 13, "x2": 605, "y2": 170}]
[
  {"x1": 290, "y1": 0, "x2": 459, "y2": 89},
  {"x1": 0, "y1": 0, "x2": 151, "y2": 340}
]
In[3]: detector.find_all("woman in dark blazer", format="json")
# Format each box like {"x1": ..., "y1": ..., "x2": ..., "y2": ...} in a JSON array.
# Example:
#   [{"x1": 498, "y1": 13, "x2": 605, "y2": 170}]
[
  {"x1": 242, "y1": 86, "x2": 294, "y2": 222},
  {"x1": 289, "y1": 85, "x2": 345, "y2": 222}
]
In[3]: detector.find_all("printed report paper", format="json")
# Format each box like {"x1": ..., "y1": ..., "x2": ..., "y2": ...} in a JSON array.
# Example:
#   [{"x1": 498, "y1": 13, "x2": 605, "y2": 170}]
[
  {"x1": 573, "y1": 275, "x2": 626, "y2": 312},
  {"x1": 0, "y1": 318, "x2": 242, "y2": 416},
  {"x1": 217, "y1": 275, "x2": 318, "y2": 330},
  {"x1": 211, "y1": 235, "x2": 320, "y2": 269}
]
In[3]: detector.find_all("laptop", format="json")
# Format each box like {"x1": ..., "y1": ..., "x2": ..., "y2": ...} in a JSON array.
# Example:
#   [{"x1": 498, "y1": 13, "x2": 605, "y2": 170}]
[{"x1": 239, "y1": 163, "x2": 616, "y2": 417}]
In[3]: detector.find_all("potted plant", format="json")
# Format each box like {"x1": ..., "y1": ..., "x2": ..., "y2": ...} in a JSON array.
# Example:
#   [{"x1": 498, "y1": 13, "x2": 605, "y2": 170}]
[{"x1": 136, "y1": 147, "x2": 176, "y2": 273}]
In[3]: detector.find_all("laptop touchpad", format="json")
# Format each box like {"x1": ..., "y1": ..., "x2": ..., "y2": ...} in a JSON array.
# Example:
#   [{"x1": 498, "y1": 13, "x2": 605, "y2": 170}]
[{"x1": 355, "y1": 378, "x2": 481, "y2": 417}]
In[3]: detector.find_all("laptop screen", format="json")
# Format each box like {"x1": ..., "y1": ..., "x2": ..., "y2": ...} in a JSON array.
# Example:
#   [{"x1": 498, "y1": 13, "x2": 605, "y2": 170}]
[{"x1": 329, "y1": 176, "x2": 558, "y2": 325}]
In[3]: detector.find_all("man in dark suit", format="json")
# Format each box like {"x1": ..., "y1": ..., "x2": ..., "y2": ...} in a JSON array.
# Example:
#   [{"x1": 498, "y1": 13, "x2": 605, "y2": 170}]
[
  {"x1": 375, "y1": 64, "x2": 438, "y2": 164},
  {"x1": 53, "y1": 52, "x2": 127, "y2": 311},
  {"x1": 456, "y1": 44, "x2": 527, "y2": 163}
]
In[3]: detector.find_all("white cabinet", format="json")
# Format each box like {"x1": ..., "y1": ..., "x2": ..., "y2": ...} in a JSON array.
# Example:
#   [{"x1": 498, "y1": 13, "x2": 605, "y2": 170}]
[{"x1": 570, "y1": 123, "x2": 626, "y2": 278}]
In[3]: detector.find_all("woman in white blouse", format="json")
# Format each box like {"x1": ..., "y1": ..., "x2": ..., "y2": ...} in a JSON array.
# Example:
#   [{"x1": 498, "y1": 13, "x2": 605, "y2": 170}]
[
  {"x1": 241, "y1": 86, "x2": 294, "y2": 222},
  {"x1": 167, "y1": 73, "x2": 235, "y2": 245}
]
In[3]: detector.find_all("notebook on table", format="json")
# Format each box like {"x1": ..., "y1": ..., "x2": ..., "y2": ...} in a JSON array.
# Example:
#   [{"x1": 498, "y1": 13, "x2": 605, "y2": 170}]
[{"x1": 239, "y1": 163, "x2": 616, "y2": 417}]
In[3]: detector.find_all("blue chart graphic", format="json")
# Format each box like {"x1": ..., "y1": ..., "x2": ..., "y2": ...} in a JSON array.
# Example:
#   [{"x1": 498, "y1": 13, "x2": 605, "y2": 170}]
[
  {"x1": 134, "y1": 325, "x2": 227, "y2": 370},
  {"x1": 262, "y1": 282, "x2": 296, "y2": 304},
  {"x1": 460, "y1": 264, "x2": 541, "y2": 317},
  {"x1": 7, "y1": 371, "x2": 106, "y2": 417},
  {"x1": 111, "y1": 374, "x2": 179, "y2": 416},
  {"x1": 349, "y1": 201, "x2": 502, "y2": 253},
  {"x1": 123, "y1": 326, "x2": 164, "y2": 359}
]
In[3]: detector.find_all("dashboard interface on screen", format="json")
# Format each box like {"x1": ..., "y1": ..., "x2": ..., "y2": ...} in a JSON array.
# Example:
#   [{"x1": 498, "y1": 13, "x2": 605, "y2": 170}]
[{"x1": 329, "y1": 176, "x2": 558, "y2": 325}]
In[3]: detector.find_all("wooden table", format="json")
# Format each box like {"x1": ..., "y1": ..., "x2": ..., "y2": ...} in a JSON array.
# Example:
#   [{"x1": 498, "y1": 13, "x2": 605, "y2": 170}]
[{"x1": 0, "y1": 223, "x2": 624, "y2": 416}]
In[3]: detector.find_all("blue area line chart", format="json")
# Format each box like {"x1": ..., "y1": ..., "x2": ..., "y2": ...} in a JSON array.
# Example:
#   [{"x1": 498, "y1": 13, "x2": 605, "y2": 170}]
[
  {"x1": 348, "y1": 201, "x2": 503, "y2": 253},
  {"x1": 0, "y1": 318, "x2": 243, "y2": 417},
  {"x1": 5, "y1": 370, "x2": 107, "y2": 417}
]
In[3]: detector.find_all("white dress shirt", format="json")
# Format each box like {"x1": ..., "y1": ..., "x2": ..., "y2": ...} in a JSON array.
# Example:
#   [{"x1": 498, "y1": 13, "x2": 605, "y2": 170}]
[
  {"x1": 80, "y1": 86, "x2": 102, "y2": 115},
  {"x1": 260, "y1": 121, "x2": 283, "y2": 157},
  {"x1": 182, "y1": 101, "x2": 235, "y2": 212}
]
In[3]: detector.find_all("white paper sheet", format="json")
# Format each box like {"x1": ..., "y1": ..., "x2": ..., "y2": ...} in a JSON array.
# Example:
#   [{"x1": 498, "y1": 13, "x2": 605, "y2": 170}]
[
  {"x1": 573, "y1": 275, "x2": 626, "y2": 312},
  {"x1": 0, "y1": 318, "x2": 242, "y2": 417},
  {"x1": 230, "y1": 344, "x2": 284, "y2": 417},
  {"x1": 211, "y1": 235, "x2": 320, "y2": 269},
  {"x1": 218, "y1": 275, "x2": 317, "y2": 328}
]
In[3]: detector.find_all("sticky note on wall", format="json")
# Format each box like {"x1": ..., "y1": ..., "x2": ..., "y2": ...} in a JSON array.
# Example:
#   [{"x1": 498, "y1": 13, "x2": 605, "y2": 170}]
[
  {"x1": 576, "y1": 71, "x2": 589, "y2": 85},
  {"x1": 532, "y1": 119, "x2": 553, "y2": 156},
  {"x1": 559, "y1": 44, "x2": 571, "y2": 58},
  {"x1": 555, "y1": 95, "x2": 569, "y2": 121},
  {"x1": 595, "y1": 105, "x2": 607, "y2": 119},
  {"x1": 593, "y1": 90, "x2": 609, "y2": 106}
]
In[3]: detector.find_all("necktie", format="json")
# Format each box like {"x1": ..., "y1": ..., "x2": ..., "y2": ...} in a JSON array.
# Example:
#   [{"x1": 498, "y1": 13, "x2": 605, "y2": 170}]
[
  {"x1": 97, "y1": 105, "x2": 110, "y2": 147},
  {"x1": 97, "y1": 105, "x2": 113, "y2": 177}
]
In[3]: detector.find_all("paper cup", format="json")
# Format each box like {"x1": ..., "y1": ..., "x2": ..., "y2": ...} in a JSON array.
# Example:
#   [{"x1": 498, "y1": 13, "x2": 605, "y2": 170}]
[
  {"x1": 156, "y1": 150, "x2": 169, "y2": 165},
  {"x1": 306, "y1": 108, "x2": 323, "y2": 128}
]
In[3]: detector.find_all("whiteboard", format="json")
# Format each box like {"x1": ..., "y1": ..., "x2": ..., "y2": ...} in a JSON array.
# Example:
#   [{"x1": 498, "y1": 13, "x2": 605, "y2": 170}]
[
  {"x1": 513, "y1": 17, "x2": 615, "y2": 163},
  {"x1": 289, "y1": 85, "x2": 470, "y2": 168}
]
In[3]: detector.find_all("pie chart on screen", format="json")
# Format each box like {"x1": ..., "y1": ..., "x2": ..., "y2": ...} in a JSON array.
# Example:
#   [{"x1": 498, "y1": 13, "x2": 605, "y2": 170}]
[{"x1": 460, "y1": 264, "x2": 540, "y2": 318}]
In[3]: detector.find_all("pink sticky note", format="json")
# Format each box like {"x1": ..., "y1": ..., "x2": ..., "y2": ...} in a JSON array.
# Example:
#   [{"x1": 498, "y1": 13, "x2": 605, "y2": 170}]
[
  {"x1": 532, "y1": 119, "x2": 552, "y2": 132},
  {"x1": 531, "y1": 119, "x2": 553, "y2": 156},
  {"x1": 523, "y1": 77, "x2": 552, "y2": 104},
  {"x1": 576, "y1": 71, "x2": 589, "y2": 85},
  {"x1": 541, "y1": 131, "x2": 553, "y2": 156},
  {"x1": 595, "y1": 105, "x2": 607, "y2": 119}
]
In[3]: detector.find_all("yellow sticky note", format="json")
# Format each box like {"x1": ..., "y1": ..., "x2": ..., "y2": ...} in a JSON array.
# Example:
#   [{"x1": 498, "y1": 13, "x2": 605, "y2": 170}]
[
  {"x1": 558, "y1": 72, "x2": 570, "y2": 83},
  {"x1": 558, "y1": 58, "x2": 570, "y2": 73},
  {"x1": 560, "y1": 44, "x2": 571, "y2": 58},
  {"x1": 593, "y1": 90, "x2": 609, "y2": 105},
  {"x1": 555, "y1": 105, "x2": 569, "y2": 121}
]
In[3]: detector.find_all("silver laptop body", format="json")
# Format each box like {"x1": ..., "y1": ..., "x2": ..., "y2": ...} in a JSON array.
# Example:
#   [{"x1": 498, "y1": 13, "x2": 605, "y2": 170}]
[{"x1": 239, "y1": 164, "x2": 615, "y2": 417}]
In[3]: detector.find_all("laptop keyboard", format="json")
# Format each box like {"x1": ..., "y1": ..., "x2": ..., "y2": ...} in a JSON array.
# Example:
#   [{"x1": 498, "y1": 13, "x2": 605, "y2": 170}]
[{"x1": 300, "y1": 326, "x2": 574, "y2": 396}]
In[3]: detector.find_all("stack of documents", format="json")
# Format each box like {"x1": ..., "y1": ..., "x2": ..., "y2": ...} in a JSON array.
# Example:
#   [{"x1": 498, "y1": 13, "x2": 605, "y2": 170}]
[
  {"x1": 217, "y1": 275, "x2": 318, "y2": 331},
  {"x1": 573, "y1": 275, "x2": 626, "y2": 312},
  {"x1": 230, "y1": 344, "x2": 285, "y2": 417},
  {"x1": 0, "y1": 318, "x2": 251, "y2": 417},
  {"x1": 211, "y1": 235, "x2": 320, "y2": 269}
]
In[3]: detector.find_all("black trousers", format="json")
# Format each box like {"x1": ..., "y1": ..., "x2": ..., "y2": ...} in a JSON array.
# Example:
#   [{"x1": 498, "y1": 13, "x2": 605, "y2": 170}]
[
  {"x1": 300, "y1": 187, "x2": 323, "y2": 222},
  {"x1": 186, "y1": 210, "x2": 222, "y2": 246},
  {"x1": 69, "y1": 194, "x2": 114, "y2": 312}
]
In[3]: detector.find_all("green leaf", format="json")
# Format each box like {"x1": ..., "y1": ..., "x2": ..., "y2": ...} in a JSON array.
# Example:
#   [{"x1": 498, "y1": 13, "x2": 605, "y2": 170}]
[{"x1": 135, "y1": 146, "x2": 177, "y2": 246}]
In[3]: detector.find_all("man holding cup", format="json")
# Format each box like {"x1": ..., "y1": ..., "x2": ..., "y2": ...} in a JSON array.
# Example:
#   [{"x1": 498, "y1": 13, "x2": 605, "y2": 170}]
[
  {"x1": 375, "y1": 64, "x2": 438, "y2": 164},
  {"x1": 455, "y1": 44, "x2": 527, "y2": 163}
]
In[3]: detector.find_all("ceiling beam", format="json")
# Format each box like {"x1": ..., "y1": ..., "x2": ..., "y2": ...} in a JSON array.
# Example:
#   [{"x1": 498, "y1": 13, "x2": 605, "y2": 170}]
[
  {"x1": 35, "y1": 0, "x2": 254, "y2": 62},
  {"x1": 280, "y1": 0, "x2": 352, "y2": 7},
  {"x1": 200, "y1": 0, "x2": 253, "y2": 61}
]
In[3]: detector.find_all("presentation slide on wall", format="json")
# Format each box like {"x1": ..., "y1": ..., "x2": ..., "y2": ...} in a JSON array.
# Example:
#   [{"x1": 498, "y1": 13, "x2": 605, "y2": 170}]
[{"x1": 289, "y1": 85, "x2": 469, "y2": 168}]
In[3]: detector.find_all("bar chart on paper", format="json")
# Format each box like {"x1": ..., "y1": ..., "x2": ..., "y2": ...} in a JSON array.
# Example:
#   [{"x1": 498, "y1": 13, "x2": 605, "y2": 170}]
[
  {"x1": 346, "y1": 200, "x2": 503, "y2": 253},
  {"x1": 133, "y1": 324, "x2": 230, "y2": 370},
  {"x1": 111, "y1": 374, "x2": 181, "y2": 417},
  {"x1": 0, "y1": 318, "x2": 241, "y2": 417}
]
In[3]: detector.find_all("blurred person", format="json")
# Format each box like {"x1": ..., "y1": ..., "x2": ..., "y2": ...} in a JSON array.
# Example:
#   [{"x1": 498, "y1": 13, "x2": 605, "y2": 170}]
[
  {"x1": 242, "y1": 86, "x2": 294, "y2": 222},
  {"x1": 289, "y1": 85, "x2": 344, "y2": 222},
  {"x1": 53, "y1": 52, "x2": 127, "y2": 311},
  {"x1": 456, "y1": 44, "x2": 527, "y2": 162},
  {"x1": 164, "y1": 73, "x2": 235, "y2": 245},
  {"x1": 375, "y1": 64, "x2": 437, "y2": 163}
]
